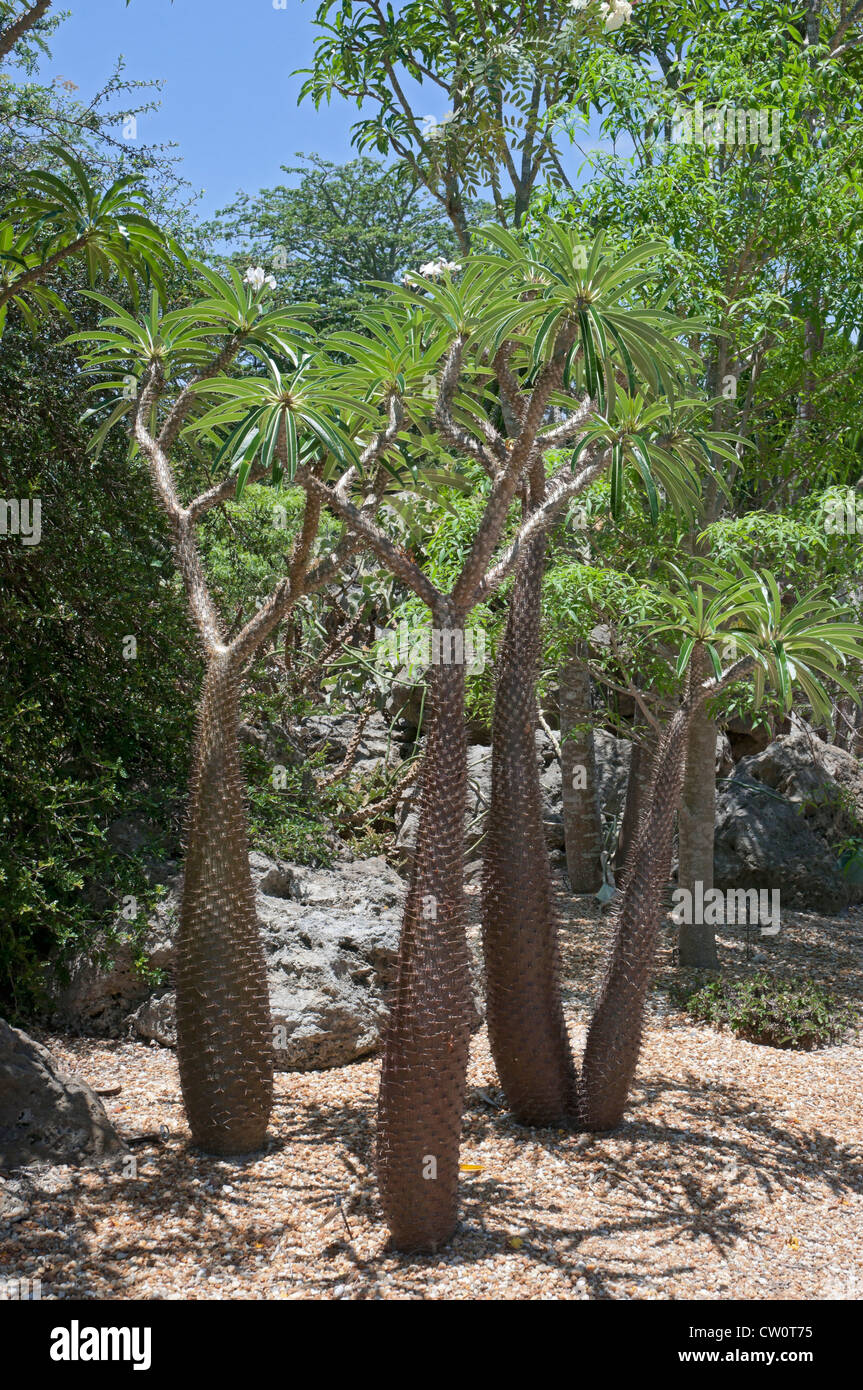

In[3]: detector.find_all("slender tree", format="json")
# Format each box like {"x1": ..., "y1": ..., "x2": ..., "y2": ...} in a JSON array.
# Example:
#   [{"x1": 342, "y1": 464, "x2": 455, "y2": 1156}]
[
  {"x1": 72, "y1": 263, "x2": 400, "y2": 1153},
  {"x1": 489, "y1": 556, "x2": 863, "y2": 1131},
  {"x1": 477, "y1": 225, "x2": 725, "y2": 1125},
  {"x1": 560, "y1": 643, "x2": 603, "y2": 893},
  {"x1": 677, "y1": 642, "x2": 720, "y2": 966}
]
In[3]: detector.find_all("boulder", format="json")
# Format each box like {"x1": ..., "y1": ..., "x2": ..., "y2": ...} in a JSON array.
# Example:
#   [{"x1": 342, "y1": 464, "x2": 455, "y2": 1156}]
[
  {"x1": 126, "y1": 990, "x2": 177, "y2": 1048},
  {"x1": 0, "y1": 1019, "x2": 123, "y2": 1171},
  {"x1": 238, "y1": 720, "x2": 305, "y2": 769},
  {"x1": 255, "y1": 853, "x2": 404, "y2": 1071},
  {"x1": 298, "y1": 711, "x2": 399, "y2": 769},
  {"x1": 714, "y1": 774, "x2": 851, "y2": 912},
  {"x1": 123, "y1": 853, "x2": 486, "y2": 1069},
  {"x1": 736, "y1": 730, "x2": 863, "y2": 835},
  {"x1": 61, "y1": 855, "x2": 419, "y2": 1071},
  {"x1": 0, "y1": 1176, "x2": 31, "y2": 1225}
]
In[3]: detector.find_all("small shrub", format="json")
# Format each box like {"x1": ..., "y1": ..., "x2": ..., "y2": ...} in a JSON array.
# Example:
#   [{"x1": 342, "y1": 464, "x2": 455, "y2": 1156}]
[{"x1": 674, "y1": 972, "x2": 857, "y2": 1050}]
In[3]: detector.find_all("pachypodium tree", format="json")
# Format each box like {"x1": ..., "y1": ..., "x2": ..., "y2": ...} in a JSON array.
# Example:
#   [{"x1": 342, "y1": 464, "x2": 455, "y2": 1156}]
[
  {"x1": 474, "y1": 224, "x2": 732, "y2": 1125},
  {"x1": 71, "y1": 261, "x2": 401, "y2": 1154},
  {"x1": 488, "y1": 546, "x2": 863, "y2": 1133},
  {"x1": 0, "y1": 145, "x2": 169, "y2": 336},
  {"x1": 290, "y1": 236, "x2": 637, "y2": 1250},
  {"x1": 581, "y1": 564, "x2": 863, "y2": 1128}
]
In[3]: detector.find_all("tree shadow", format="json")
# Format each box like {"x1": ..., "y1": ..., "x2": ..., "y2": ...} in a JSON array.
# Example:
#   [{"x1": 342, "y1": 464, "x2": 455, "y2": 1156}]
[{"x1": 3, "y1": 1051, "x2": 860, "y2": 1300}]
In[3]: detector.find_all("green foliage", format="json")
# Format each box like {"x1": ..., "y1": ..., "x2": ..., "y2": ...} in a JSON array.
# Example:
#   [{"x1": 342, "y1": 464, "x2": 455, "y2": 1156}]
[
  {"x1": 202, "y1": 155, "x2": 463, "y2": 330},
  {"x1": 0, "y1": 305, "x2": 197, "y2": 1017},
  {"x1": 1, "y1": 145, "x2": 173, "y2": 336},
  {"x1": 676, "y1": 972, "x2": 857, "y2": 1050},
  {"x1": 546, "y1": 0, "x2": 863, "y2": 513},
  {"x1": 299, "y1": 0, "x2": 627, "y2": 231},
  {"x1": 243, "y1": 745, "x2": 334, "y2": 867},
  {"x1": 1, "y1": 1, "x2": 187, "y2": 203}
]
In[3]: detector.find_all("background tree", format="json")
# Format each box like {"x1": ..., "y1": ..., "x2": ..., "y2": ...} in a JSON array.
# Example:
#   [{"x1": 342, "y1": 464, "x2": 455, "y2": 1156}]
[
  {"x1": 0, "y1": 0, "x2": 184, "y2": 197},
  {"x1": 581, "y1": 565, "x2": 863, "y2": 1128},
  {"x1": 203, "y1": 155, "x2": 464, "y2": 330},
  {"x1": 543, "y1": 0, "x2": 863, "y2": 946},
  {"x1": 299, "y1": 0, "x2": 628, "y2": 246}
]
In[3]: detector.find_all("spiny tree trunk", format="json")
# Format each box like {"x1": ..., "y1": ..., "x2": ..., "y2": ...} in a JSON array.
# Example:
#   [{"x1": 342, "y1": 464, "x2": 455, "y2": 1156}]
[
  {"x1": 377, "y1": 623, "x2": 474, "y2": 1251},
  {"x1": 177, "y1": 650, "x2": 273, "y2": 1154},
  {"x1": 614, "y1": 718, "x2": 656, "y2": 883},
  {"x1": 677, "y1": 645, "x2": 719, "y2": 968},
  {"x1": 483, "y1": 571, "x2": 700, "y2": 1133},
  {"x1": 482, "y1": 498, "x2": 579, "y2": 1128},
  {"x1": 560, "y1": 644, "x2": 603, "y2": 893},
  {"x1": 581, "y1": 703, "x2": 692, "y2": 1129}
]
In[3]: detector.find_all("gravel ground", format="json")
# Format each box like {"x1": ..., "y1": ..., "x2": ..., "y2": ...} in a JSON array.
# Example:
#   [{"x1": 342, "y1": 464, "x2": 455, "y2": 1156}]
[{"x1": 2, "y1": 885, "x2": 861, "y2": 1302}]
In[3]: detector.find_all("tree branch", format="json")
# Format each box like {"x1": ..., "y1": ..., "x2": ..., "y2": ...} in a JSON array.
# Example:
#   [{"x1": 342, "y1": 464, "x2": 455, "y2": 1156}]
[{"x1": 0, "y1": 0, "x2": 52, "y2": 63}]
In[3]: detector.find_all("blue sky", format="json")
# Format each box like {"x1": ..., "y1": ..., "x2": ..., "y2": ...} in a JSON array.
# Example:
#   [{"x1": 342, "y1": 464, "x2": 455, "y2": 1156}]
[
  {"x1": 33, "y1": 0, "x2": 376, "y2": 216},
  {"x1": 32, "y1": 0, "x2": 613, "y2": 221}
]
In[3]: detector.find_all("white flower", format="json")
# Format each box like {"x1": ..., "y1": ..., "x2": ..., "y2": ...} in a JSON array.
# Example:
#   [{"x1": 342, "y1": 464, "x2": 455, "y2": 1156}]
[
  {"x1": 417, "y1": 258, "x2": 461, "y2": 279},
  {"x1": 599, "y1": 0, "x2": 633, "y2": 30},
  {"x1": 243, "y1": 265, "x2": 277, "y2": 292},
  {"x1": 569, "y1": 0, "x2": 590, "y2": 10},
  {"x1": 116, "y1": 223, "x2": 129, "y2": 239}
]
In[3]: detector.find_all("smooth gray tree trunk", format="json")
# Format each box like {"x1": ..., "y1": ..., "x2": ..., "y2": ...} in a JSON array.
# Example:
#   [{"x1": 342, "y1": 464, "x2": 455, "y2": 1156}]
[{"x1": 560, "y1": 646, "x2": 603, "y2": 893}]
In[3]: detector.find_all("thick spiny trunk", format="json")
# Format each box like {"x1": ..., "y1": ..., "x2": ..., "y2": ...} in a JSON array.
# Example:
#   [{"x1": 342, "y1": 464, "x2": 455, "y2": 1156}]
[
  {"x1": 482, "y1": 530, "x2": 578, "y2": 1127},
  {"x1": 678, "y1": 649, "x2": 719, "y2": 968},
  {"x1": 560, "y1": 645, "x2": 603, "y2": 893},
  {"x1": 177, "y1": 652, "x2": 274, "y2": 1154},
  {"x1": 377, "y1": 641, "x2": 473, "y2": 1252},
  {"x1": 580, "y1": 704, "x2": 692, "y2": 1130},
  {"x1": 614, "y1": 721, "x2": 656, "y2": 883}
]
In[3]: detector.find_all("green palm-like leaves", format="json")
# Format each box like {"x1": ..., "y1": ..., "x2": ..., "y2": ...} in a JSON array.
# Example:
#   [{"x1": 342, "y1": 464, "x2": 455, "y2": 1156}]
[
  {"x1": 369, "y1": 257, "x2": 519, "y2": 346},
  {"x1": 326, "y1": 305, "x2": 448, "y2": 426},
  {"x1": 473, "y1": 221, "x2": 702, "y2": 396},
  {"x1": 652, "y1": 561, "x2": 863, "y2": 723},
  {"x1": 69, "y1": 268, "x2": 318, "y2": 458},
  {"x1": 186, "y1": 346, "x2": 369, "y2": 494},
  {"x1": 0, "y1": 220, "x2": 72, "y2": 334},
  {"x1": 570, "y1": 393, "x2": 737, "y2": 526},
  {"x1": 2, "y1": 146, "x2": 172, "y2": 326}
]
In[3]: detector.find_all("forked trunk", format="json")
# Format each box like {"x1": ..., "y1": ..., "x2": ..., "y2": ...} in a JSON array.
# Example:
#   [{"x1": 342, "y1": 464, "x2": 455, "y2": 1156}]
[
  {"x1": 580, "y1": 703, "x2": 692, "y2": 1130},
  {"x1": 377, "y1": 631, "x2": 473, "y2": 1251},
  {"x1": 177, "y1": 651, "x2": 274, "y2": 1154},
  {"x1": 483, "y1": 554, "x2": 701, "y2": 1134},
  {"x1": 482, "y1": 527, "x2": 578, "y2": 1127},
  {"x1": 560, "y1": 645, "x2": 604, "y2": 893}
]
